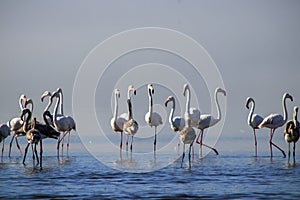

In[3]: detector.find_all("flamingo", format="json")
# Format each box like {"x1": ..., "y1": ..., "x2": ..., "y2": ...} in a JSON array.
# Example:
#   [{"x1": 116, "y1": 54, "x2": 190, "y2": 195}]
[
  {"x1": 246, "y1": 97, "x2": 264, "y2": 157},
  {"x1": 195, "y1": 88, "x2": 226, "y2": 157},
  {"x1": 111, "y1": 89, "x2": 126, "y2": 150},
  {"x1": 145, "y1": 84, "x2": 163, "y2": 152},
  {"x1": 180, "y1": 85, "x2": 196, "y2": 169},
  {"x1": 123, "y1": 88, "x2": 139, "y2": 152},
  {"x1": 284, "y1": 106, "x2": 299, "y2": 163},
  {"x1": 183, "y1": 84, "x2": 200, "y2": 127},
  {"x1": 258, "y1": 93, "x2": 293, "y2": 158},
  {"x1": 21, "y1": 109, "x2": 42, "y2": 169},
  {"x1": 0, "y1": 124, "x2": 10, "y2": 157},
  {"x1": 7, "y1": 94, "x2": 28, "y2": 157},
  {"x1": 50, "y1": 89, "x2": 76, "y2": 157},
  {"x1": 165, "y1": 96, "x2": 185, "y2": 150}
]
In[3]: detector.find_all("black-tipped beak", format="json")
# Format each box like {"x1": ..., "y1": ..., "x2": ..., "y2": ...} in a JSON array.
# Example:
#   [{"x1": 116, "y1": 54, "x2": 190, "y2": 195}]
[
  {"x1": 164, "y1": 100, "x2": 169, "y2": 107},
  {"x1": 134, "y1": 90, "x2": 136, "y2": 95}
]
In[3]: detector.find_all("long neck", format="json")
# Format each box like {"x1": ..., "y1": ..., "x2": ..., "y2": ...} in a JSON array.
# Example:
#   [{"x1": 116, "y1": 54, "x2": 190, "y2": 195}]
[
  {"x1": 293, "y1": 109, "x2": 298, "y2": 128},
  {"x1": 59, "y1": 91, "x2": 64, "y2": 115},
  {"x1": 184, "y1": 87, "x2": 191, "y2": 126},
  {"x1": 23, "y1": 111, "x2": 32, "y2": 133},
  {"x1": 19, "y1": 97, "x2": 24, "y2": 110},
  {"x1": 148, "y1": 90, "x2": 153, "y2": 119},
  {"x1": 53, "y1": 95, "x2": 60, "y2": 124},
  {"x1": 43, "y1": 111, "x2": 50, "y2": 127},
  {"x1": 185, "y1": 87, "x2": 191, "y2": 115},
  {"x1": 44, "y1": 97, "x2": 52, "y2": 112},
  {"x1": 282, "y1": 96, "x2": 288, "y2": 122},
  {"x1": 248, "y1": 100, "x2": 254, "y2": 125},
  {"x1": 215, "y1": 91, "x2": 222, "y2": 121},
  {"x1": 127, "y1": 100, "x2": 133, "y2": 119},
  {"x1": 113, "y1": 93, "x2": 118, "y2": 122},
  {"x1": 169, "y1": 100, "x2": 175, "y2": 125}
]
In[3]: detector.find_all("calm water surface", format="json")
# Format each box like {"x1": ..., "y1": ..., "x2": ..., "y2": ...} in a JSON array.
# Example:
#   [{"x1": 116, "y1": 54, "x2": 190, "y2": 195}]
[{"x1": 1, "y1": 142, "x2": 300, "y2": 199}]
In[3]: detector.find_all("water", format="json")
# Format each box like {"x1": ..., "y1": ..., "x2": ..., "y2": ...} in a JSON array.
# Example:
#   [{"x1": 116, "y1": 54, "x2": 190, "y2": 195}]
[{"x1": 1, "y1": 141, "x2": 300, "y2": 199}]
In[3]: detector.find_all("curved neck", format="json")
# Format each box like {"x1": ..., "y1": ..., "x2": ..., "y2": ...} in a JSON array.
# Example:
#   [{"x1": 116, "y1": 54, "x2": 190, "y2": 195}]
[
  {"x1": 44, "y1": 97, "x2": 52, "y2": 112},
  {"x1": 43, "y1": 111, "x2": 51, "y2": 127},
  {"x1": 148, "y1": 89, "x2": 153, "y2": 119},
  {"x1": 293, "y1": 109, "x2": 298, "y2": 127},
  {"x1": 23, "y1": 111, "x2": 32, "y2": 133},
  {"x1": 59, "y1": 91, "x2": 64, "y2": 115},
  {"x1": 248, "y1": 100, "x2": 254, "y2": 125},
  {"x1": 168, "y1": 100, "x2": 175, "y2": 125},
  {"x1": 215, "y1": 91, "x2": 222, "y2": 121},
  {"x1": 282, "y1": 96, "x2": 288, "y2": 122},
  {"x1": 53, "y1": 95, "x2": 60, "y2": 124},
  {"x1": 113, "y1": 93, "x2": 119, "y2": 122},
  {"x1": 19, "y1": 97, "x2": 25, "y2": 110}
]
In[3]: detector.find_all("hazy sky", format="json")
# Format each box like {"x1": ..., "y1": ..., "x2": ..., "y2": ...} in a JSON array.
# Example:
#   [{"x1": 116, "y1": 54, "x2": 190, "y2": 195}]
[{"x1": 1, "y1": 0, "x2": 300, "y2": 153}]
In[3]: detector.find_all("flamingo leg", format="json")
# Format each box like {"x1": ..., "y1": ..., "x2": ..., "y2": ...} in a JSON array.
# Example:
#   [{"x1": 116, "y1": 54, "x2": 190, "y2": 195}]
[
  {"x1": 253, "y1": 129, "x2": 257, "y2": 157},
  {"x1": 181, "y1": 144, "x2": 185, "y2": 168},
  {"x1": 34, "y1": 144, "x2": 39, "y2": 166},
  {"x1": 293, "y1": 142, "x2": 296, "y2": 164},
  {"x1": 270, "y1": 129, "x2": 286, "y2": 158},
  {"x1": 1, "y1": 139, "x2": 4, "y2": 158},
  {"x1": 120, "y1": 132, "x2": 123, "y2": 150},
  {"x1": 58, "y1": 131, "x2": 69, "y2": 156},
  {"x1": 154, "y1": 126, "x2": 157, "y2": 152},
  {"x1": 269, "y1": 129, "x2": 273, "y2": 157},
  {"x1": 15, "y1": 137, "x2": 23, "y2": 156},
  {"x1": 188, "y1": 143, "x2": 193, "y2": 169},
  {"x1": 126, "y1": 135, "x2": 128, "y2": 152},
  {"x1": 23, "y1": 143, "x2": 30, "y2": 165},
  {"x1": 57, "y1": 135, "x2": 61, "y2": 158},
  {"x1": 177, "y1": 137, "x2": 180, "y2": 153},
  {"x1": 199, "y1": 129, "x2": 218, "y2": 156},
  {"x1": 40, "y1": 140, "x2": 43, "y2": 169},
  {"x1": 288, "y1": 143, "x2": 291, "y2": 163},
  {"x1": 9, "y1": 134, "x2": 15, "y2": 157},
  {"x1": 67, "y1": 131, "x2": 71, "y2": 156},
  {"x1": 195, "y1": 129, "x2": 203, "y2": 157},
  {"x1": 130, "y1": 136, "x2": 133, "y2": 152}
]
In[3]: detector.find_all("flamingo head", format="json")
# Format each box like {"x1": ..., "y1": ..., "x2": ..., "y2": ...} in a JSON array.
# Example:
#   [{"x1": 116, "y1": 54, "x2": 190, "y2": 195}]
[
  {"x1": 128, "y1": 85, "x2": 136, "y2": 96},
  {"x1": 164, "y1": 96, "x2": 174, "y2": 107},
  {"x1": 41, "y1": 91, "x2": 51, "y2": 102},
  {"x1": 183, "y1": 83, "x2": 189, "y2": 96},
  {"x1": 20, "y1": 94, "x2": 27, "y2": 109},
  {"x1": 246, "y1": 97, "x2": 254, "y2": 109},
  {"x1": 114, "y1": 89, "x2": 120, "y2": 98},
  {"x1": 216, "y1": 88, "x2": 227, "y2": 96},
  {"x1": 50, "y1": 90, "x2": 60, "y2": 101},
  {"x1": 147, "y1": 84, "x2": 154, "y2": 95},
  {"x1": 25, "y1": 98, "x2": 33, "y2": 109},
  {"x1": 284, "y1": 93, "x2": 293, "y2": 102}
]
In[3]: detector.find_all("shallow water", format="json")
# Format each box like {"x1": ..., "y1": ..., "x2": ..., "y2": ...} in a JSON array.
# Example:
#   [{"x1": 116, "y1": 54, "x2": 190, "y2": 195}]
[{"x1": 1, "y1": 141, "x2": 300, "y2": 199}]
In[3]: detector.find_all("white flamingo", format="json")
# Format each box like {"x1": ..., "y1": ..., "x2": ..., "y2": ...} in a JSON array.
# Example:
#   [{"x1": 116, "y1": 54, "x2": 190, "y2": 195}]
[
  {"x1": 246, "y1": 97, "x2": 264, "y2": 157},
  {"x1": 111, "y1": 89, "x2": 126, "y2": 150},
  {"x1": 165, "y1": 96, "x2": 185, "y2": 150},
  {"x1": 180, "y1": 85, "x2": 196, "y2": 169},
  {"x1": 120, "y1": 85, "x2": 136, "y2": 150},
  {"x1": 196, "y1": 88, "x2": 226, "y2": 157},
  {"x1": 284, "y1": 106, "x2": 299, "y2": 163},
  {"x1": 7, "y1": 94, "x2": 27, "y2": 157},
  {"x1": 183, "y1": 84, "x2": 200, "y2": 127},
  {"x1": 258, "y1": 93, "x2": 293, "y2": 158},
  {"x1": 51, "y1": 89, "x2": 76, "y2": 157},
  {"x1": 145, "y1": 84, "x2": 163, "y2": 152},
  {"x1": 0, "y1": 124, "x2": 10, "y2": 157},
  {"x1": 123, "y1": 88, "x2": 139, "y2": 152}
]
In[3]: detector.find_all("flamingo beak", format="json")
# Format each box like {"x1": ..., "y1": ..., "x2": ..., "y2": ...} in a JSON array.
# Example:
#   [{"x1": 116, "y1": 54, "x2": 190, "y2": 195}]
[
  {"x1": 164, "y1": 99, "x2": 169, "y2": 107},
  {"x1": 133, "y1": 89, "x2": 136, "y2": 95}
]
